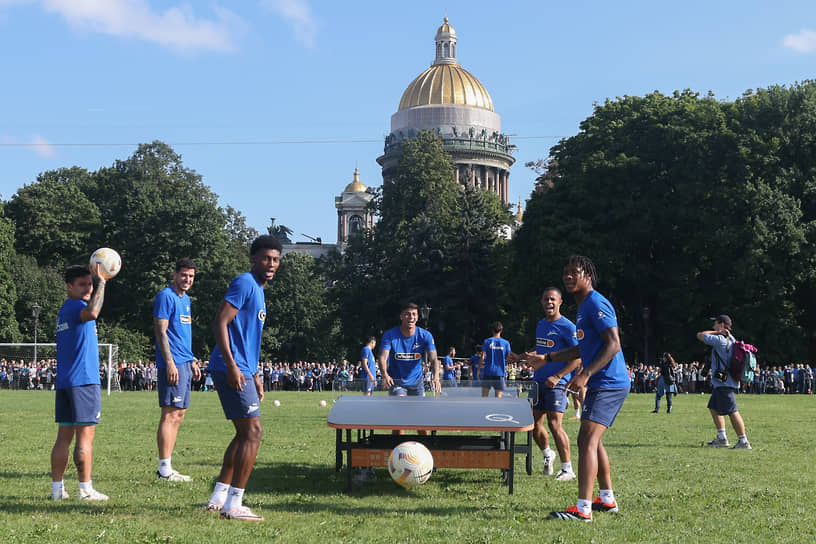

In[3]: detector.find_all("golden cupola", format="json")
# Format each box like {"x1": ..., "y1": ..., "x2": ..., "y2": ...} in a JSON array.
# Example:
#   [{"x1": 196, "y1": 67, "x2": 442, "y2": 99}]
[
  {"x1": 343, "y1": 168, "x2": 367, "y2": 193},
  {"x1": 398, "y1": 17, "x2": 494, "y2": 112}
]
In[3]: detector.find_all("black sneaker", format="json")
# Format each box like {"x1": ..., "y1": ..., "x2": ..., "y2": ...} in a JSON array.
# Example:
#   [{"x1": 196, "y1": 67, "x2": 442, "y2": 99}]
[{"x1": 591, "y1": 497, "x2": 619, "y2": 513}]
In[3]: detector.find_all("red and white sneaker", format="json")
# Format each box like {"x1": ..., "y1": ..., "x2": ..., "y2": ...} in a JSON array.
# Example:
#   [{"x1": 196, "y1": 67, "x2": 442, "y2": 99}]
[
  {"x1": 205, "y1": 501, "x2": 224, "y2": 512},
  {"x1": 591, "y1": 497, "x2": 619, "y2": 513},
  {"x1": 220, "y1": 505, "x2": 264, "y2": 522},
  {"x1": 549, "y1": 506, "x2": 592, "y2": 522}
]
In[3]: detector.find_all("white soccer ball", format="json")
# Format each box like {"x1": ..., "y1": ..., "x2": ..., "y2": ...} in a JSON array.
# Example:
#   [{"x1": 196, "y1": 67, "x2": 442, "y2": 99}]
[
  {"x1": 319, "y1": 400, "x2": 327, "y2": 407},
  {"x1": 387, "y1": 441, "x2": 433, "y2": 488},
  {"x1": 273, "y1": 400, "x2": 280, "y2": 407},
  {"x1": 89, "y1": 248, "x2": 122, "y2": 280}
]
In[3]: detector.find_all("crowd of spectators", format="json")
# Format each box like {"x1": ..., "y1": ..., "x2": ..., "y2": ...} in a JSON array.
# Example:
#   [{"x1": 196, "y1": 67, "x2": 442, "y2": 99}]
[{"x1": 1, "y1": 357, "x2": 813, "y2": 395}]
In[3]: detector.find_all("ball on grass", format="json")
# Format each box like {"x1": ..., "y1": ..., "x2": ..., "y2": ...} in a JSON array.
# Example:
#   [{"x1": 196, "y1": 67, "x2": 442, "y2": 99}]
[
  {"x1": 273, "y1": 400, "x2": 280, "y2": 407},
  {"x1": 319, "y1": 400, "x2": 327, "y2": 407}
]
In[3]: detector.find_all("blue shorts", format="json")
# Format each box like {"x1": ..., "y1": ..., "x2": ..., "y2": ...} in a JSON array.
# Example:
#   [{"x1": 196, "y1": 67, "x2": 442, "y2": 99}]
[
  {"x1": 365, "y1": 379, "x2": 377, "y2": 394},
  {"x1": 582, "y1": 388, "x2": 628, "y2": 428},
  {"x1": 211, "y1": 371, "x2": 261, "y2": 420},
  {"x1": 55, "y1": 384, "x2": 101, "y2": 425},
  {"x1": 530, "y1": 384, "x2": 567, "y2": 413},
  {"x1": 707, "y1": 387, "x2": 739, "y2": 415},
  {"x1": 481, "y1": 376, "x2": 506, "y2": 391},
  {"x1": 389, "y1": 379, "x2": 424, "y2": 397},
  {"x1": 157, "y1": 361, "x2": 192, "y2": 409}
]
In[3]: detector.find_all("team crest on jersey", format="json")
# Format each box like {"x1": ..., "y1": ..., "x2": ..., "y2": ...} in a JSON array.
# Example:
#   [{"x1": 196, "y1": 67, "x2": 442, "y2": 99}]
[
  {"x1": 395, "y1": 353, "x2": 421, "y2": 361},
  {"x1": 180, "y1": 314, "x2": 192, "y2": 324},
  {"x1": 576, "y1": 329, "x2": 585, "y2": 340},
  {"x1": 258, "y1": 310, "x2": 266, "y2": 322},
  {"x1": 546, "y1": 331, "x2": 558, "y2": 337}
]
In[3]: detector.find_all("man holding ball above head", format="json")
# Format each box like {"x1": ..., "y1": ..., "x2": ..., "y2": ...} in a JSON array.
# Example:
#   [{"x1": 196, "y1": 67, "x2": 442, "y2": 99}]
[
  {"x1": 549, "y1": 256, "x2": 630, "y2": 522},
  {"x1": 50, "y1": 263, "x2": 111, "y2": 501},
  {"x1": 153, "y1": 258, "x2": 200, "y2": 482},
  {"x1": 205, "y1": 235, "x2": 282, "y2": 522}
]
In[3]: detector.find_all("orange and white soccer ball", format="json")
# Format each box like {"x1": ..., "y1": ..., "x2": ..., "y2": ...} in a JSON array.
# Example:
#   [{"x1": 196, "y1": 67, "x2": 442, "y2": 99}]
[
  {"x1": 387, "y1": 441, "x2": 433, "y2": 488},
  {"x1": 89, "y1": 248, "x2": 122, "y2": 279}
]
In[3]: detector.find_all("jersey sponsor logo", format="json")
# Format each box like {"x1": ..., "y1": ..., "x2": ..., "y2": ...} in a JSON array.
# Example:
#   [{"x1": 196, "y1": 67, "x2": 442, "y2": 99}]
[
  {"x1": 576, "y1": 329, "x2": 585, "y2": 341},
  {"x1": 395, "y1": 352, "x2": 421, "y2": 361},
  {"x1": 258, "y1": 310, "x2": 266, "y2": 322},
  {"x1": 536, "y1": 338, "x2": 555, "y2": 348},
  {"x1": 56, "y1": 321, "x2": 69, "y2": 333},
  {"x1": 180, "y1": 314, "x2": 192, "y2": 324}
]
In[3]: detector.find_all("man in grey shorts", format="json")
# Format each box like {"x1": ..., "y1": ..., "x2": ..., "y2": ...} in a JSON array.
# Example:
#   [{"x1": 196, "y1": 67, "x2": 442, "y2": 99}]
[{"x1": 697, "y1": 315, "x2": 751, "y2": 450}]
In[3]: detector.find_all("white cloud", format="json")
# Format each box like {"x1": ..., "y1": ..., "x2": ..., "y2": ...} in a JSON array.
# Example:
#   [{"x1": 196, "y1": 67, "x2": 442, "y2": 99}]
[
  {"x1": 260, "y1": 0, "x2": 317, "y2": 48},
  {"x1": 783, "y1": 29, "x2": 816, "y2": 53},
  {"x1": 41, "y1": 0, "x2": 240, "y2": 52},
  {"x1": 29, "y1": 135, "x2": 58, "y2": 157}
]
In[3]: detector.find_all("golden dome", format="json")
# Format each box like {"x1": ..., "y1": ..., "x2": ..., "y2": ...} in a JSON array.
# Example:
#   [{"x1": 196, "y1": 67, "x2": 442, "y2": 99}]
[
  {"x1": 343, "y1": 168, "x2": 367, "y2": 193},
  {"x1": 398, "y1": 64, "x2": 494, "y2": 111},
  {"x1": 398, "y1": 18, "x2": 493, "y2": 112},
  {"x1": 436, "y1": 17, "x2": 456, "y2": 38}
]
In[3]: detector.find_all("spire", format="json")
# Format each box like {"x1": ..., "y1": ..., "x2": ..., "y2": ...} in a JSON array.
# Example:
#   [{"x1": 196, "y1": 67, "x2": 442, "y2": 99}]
[{"x1": 434, "y1": 17, "x2": 458, "y2": 66}]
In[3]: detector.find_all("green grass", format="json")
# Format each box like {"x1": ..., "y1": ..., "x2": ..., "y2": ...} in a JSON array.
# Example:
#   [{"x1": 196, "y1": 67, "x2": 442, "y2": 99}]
[{"x1": 1, "y1": 390, "x2": 814, "y2": 543}]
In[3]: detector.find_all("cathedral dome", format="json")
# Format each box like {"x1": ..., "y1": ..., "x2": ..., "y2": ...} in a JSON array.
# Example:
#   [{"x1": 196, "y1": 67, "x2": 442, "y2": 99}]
[
  {"x1": 343, "y1": 168, "x2": 367, "y2": 193},
  {"x1": 397, "y1": 18, "x2": 494, "y2": 112}
]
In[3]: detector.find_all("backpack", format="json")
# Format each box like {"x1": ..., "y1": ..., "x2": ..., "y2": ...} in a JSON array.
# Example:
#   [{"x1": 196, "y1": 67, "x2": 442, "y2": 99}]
[{"x1": 729, "y1": 340, "x2": 758, "y2": 383}]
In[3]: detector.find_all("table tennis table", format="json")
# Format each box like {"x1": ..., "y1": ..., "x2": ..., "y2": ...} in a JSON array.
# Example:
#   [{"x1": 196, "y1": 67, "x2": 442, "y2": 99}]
[{"x1": 327, "y1": 395, "x2": 535, "y2": 494}]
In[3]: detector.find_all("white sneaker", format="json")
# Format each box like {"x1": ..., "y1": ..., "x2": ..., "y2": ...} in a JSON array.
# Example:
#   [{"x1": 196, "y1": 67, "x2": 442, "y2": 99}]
[
  {"x1": 555, "y1": 469, "x2": 576, "y2": 481},
  {"x1": 542, "y1": 451, "x2": 555, "y2": 476},
  {"x1": 157, "y1": 470, "x2": 192, "y2": 482},
  {"x1": 78, "y1": 488, "x2": 109, "y2": 501},
  {"x1": 51, "y1": 488, "x2": 69, "y2": 500},
  {"x1": 220, "y1": 505, "x2": 264, "y2": 521}
]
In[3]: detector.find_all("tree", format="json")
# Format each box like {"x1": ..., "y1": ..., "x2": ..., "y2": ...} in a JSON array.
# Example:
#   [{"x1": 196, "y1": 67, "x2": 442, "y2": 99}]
[
  {"x1": 327, "y1": 131, "x2": 511, "y2": 353},
  {"x1": 511, "y1": 89, "x2": 811, "y2": 362},
  {"x1": 264, "y1": 252, "x2": 335, "y2": 361},
  {"x1": 0, "y1": 206, "x2": 20, "y2": 342},
  {"x1": 5, "y1": 167, "x2": 100, "y2": 267}
]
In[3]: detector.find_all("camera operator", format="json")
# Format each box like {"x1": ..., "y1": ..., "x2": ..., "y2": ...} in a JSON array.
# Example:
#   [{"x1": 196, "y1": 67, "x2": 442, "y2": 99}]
[{"x1": 696, "y1": 315, "x2": 751, "y2": 449}]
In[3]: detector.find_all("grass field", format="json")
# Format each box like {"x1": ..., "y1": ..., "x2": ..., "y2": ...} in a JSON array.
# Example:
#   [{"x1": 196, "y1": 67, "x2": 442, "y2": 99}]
[{"x1": 0, "y1": 390, "x2": 814, "y2": 543}]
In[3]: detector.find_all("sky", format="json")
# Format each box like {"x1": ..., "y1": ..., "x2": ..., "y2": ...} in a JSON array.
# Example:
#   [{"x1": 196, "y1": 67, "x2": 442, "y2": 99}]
[{"x1": 2, "y1": 0, "x2": 816, "y2": 244}]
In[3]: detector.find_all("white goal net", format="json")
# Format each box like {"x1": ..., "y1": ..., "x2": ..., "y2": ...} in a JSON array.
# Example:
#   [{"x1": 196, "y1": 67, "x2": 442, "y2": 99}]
[{"x1": 0, "y1": 343, "x2": 120, "y2": 395}]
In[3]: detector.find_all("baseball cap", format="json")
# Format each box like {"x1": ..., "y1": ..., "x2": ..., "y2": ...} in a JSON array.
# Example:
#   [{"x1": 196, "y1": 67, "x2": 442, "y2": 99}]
[{"x1": 710, "y1": 314, "x2": 732, "y2": 327}]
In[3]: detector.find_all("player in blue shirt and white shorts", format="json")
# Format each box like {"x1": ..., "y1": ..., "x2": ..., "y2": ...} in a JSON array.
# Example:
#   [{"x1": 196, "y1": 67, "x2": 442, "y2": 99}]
[
  {"x1": 154, "y1": 258, "x2": 200, "y2": 482},
  {"x1": 524, "y1": 287, "x2": 581, "y2": 481},
  {"x1": 206, "y1": 236, "x2": 281, "y2": 522},
  {"x1": 50, "y1": 264, "x2": 111, "y2": 502},
  {"x1": 549, "y1": 256, "x2": 629, "y2": 522}
]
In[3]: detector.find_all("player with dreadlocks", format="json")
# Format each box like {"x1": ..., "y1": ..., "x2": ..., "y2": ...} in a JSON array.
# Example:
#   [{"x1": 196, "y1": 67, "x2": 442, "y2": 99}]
[{"x1": 547, "y1": 255, "x2": 630, "y2": 522}]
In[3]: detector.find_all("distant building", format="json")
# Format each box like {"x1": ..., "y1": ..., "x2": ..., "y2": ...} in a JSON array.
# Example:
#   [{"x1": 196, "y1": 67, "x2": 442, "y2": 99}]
[
  {"x1": 377, "y1": 18, "x2": 515, "y2": 203},
  {"x1": 335, "y1": 168, "x2": 374, "y2": 246}
]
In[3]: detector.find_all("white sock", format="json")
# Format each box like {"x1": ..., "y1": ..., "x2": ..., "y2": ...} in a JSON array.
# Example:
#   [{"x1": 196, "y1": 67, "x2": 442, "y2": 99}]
[
  {"x1": 79, "y1": 480, "x2": 93, "y2": 492},
  {"x1": 737, "y1": 434, "x2": 748, "y2": 443},
  {"x1": 222, "y1": 486, "x2": 245, "y2": 511},
  {"x1": 717, "y1": 429, "x2": 727, "y2": 440},
  {"x1": 51, "y1": 481, "x2": 64, "y2": 493},
  {"x1": 600, "y1": 489, "x2": 615, "y2": 504},
  {"x1": 574, "y1": 409, "x2": 581, "y2": 418},
  {"x1": 542, "y1": 447, "x2": 555, "y2": 459},
  {"x1": 158, "y1": 458, "x2": 173, "y2": 476},
  {"x1": 209, "y1": 481, "x2": 230, "y2": 505},
  {"x1": 561, "y1": 462, "x2": 572, "y2": 473},
  {"x1": 576, "y1": 498, "x2": 592, "y2": 515}
]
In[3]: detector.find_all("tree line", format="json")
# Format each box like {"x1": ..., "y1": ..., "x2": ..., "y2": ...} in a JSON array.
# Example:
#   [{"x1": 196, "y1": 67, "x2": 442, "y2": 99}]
[{"x1": 4, "y1": 81, "x2": 816, "y2": 364}]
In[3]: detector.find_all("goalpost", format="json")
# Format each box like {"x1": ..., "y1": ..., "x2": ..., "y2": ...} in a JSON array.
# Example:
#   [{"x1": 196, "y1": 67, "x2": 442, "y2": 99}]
[{"x1": 0, "y1": 343, "x2": 121, "y2": 395}]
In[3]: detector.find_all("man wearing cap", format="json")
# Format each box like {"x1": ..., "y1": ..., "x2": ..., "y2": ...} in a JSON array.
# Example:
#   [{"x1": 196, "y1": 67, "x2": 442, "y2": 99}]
[{"x1": 696, "y1": 315, "x2": 751, "y2": 450}]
